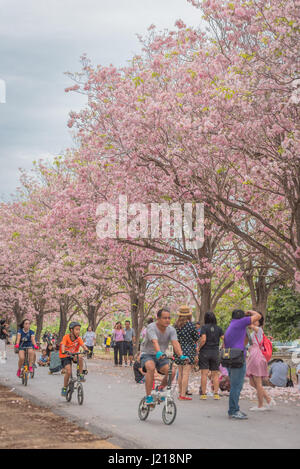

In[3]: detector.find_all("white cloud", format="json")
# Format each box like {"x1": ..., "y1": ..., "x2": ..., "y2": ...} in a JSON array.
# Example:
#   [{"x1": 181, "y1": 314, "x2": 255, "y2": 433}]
[{"x1": 0, "y1": 0, "x2": 204, "y2": 198}]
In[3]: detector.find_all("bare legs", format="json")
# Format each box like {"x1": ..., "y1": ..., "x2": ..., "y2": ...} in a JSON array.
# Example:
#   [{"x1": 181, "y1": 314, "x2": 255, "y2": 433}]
[
  {"x1": 178, "y1": 365, "x2": 192, "y2": 396},
  {"x1": 249, "y1": 375, "x2": 271, "y2": 407},
  {"x1": 201, "y1": 369, "x2": 220, "y2": 394}
]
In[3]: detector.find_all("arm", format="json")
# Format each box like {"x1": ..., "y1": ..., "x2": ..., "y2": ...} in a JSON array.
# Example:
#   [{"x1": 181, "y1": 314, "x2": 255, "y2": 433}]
[
  {"x1": 171, "y1": 340, "x2": 183, "y2": 357},
  {"x1": 246, "y1": 310, "x2": 262, "y2": 324},
  {"x1": 15, "y1": 332, "x2": 21, "y2": 347},
  {"x1": 31, "y1": 334, "x2": 38, "y2": 348},
  {"x1": 198, "y1": 334, "x2": 206, "y2": 351},
  {"x1": 151, "y1": 339, "x2": 161, "y2": 354},
  {"x1": 138, "y1": 367, "x2": 146, "y2": 376}
]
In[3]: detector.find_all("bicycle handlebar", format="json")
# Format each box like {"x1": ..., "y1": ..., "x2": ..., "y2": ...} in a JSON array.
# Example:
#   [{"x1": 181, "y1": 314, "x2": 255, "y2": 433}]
[
  {"x1": 161, "y1": 354, "x2": 190, "y2": 364},
  {"x1": 65, "y1": 351, "x2": 87, "y2": 357}
]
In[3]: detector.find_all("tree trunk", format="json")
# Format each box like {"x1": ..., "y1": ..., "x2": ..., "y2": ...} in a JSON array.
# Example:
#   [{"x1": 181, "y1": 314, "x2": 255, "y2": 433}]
[
  {"x1": 58, "y1": 303, "x2": 68, "y2": 343},
  {"x1": 13, "y1": 300, "x2": 24, "y2": 327},
  {"x1": 87, "y1": 304, "x2": 97, "y2": 331},
  {"x1": 198, "y1": 282, "x2": 212, "y2": 325},
  {"x1": 35, "y1": 313, "x2": 44, "y2": 343}
]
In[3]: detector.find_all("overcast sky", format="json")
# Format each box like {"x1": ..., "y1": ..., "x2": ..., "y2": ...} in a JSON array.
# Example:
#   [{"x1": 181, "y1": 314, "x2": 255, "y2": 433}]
[{"x1": 0, "y1": 0, "x2": 203, "y2": 200}]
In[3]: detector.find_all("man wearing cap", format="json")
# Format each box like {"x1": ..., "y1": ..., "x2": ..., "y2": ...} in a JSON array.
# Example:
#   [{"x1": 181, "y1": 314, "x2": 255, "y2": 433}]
[{"x1": 140, "y1": 307, "x2": 189, "y2": 406}]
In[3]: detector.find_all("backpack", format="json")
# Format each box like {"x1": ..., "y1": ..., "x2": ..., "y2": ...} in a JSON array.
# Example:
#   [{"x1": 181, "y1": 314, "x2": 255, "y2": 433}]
[{"x1": 255, "y1": 332, "x2": 272, "y2": 362}]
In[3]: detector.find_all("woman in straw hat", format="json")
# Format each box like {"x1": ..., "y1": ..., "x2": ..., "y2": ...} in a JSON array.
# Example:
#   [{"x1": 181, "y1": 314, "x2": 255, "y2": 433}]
[{"x1": 174, "y1": 305, "x2": 200, "y2": 400}]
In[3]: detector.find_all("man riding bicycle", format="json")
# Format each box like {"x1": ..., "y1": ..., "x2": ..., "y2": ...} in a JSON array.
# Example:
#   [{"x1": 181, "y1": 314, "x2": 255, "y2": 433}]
[
  {"x1": 59, "y1": 322, "x2": 89, "y2": 397},
  {"x1": 140, "y1": 307, "x2": 189, "y2": 405}
]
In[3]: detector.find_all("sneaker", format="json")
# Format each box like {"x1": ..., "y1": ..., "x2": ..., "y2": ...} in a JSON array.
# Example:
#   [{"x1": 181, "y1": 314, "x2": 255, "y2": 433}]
[
  {"x1": 266, "y1": 398, "x2": 276, "y2": 409},
  {"x1": 186, "y1": 390, "x2": 193, "y2": 396},
  {"x1": 179, "y1": 395, "x2": 192, "y2": 400},
  {"x1": 214, "y1": 394, "x2": 221, "y2": 400},
  {"x1": 200, "y1": 394, "x2": 207, "y2": 400},
  {"x1": 249, "y1": 406, "x2": 267, "y2": 411},
  {"x1": 61, "y1": 387, "x2": 67, "y2": 397},
  {"x1": 17, "y1": 369, "x2": 21, "y2": 378},
  {"x1": 229, "y1": 411, "x2": 248, "y2": 420},
  {"x1": 145, "y1": 395, "x2": 154, "y2": 406}
]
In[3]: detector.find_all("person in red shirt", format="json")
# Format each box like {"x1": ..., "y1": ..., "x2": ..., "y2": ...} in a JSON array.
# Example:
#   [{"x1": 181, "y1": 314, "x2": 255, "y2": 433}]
[{"x1": 60, "y1": 322, "x2": 89, "y2": 397}]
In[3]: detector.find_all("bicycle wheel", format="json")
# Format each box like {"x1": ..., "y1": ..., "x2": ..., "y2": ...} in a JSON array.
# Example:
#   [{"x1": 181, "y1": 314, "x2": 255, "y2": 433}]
[
  {"x1": 138, "y1": 398, "x2": 150, "y2": 421},
  {"x1": 66, "y1": 384, "x2": 73, "y2": 402},
  {"x1": 23, "y1": 371, "x2": 28, "y2": 387},
  {"x1": 77, "y1": 383, "x2": 84, "y2": 405},
  {"x1": 162, "y1": 399, "x2": 177, "y2": 425}
]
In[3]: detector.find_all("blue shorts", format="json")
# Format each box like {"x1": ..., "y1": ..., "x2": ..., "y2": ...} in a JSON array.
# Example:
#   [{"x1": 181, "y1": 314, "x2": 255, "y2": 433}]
[{"x1": 140, "y1": 354, "x2": 169, "y2": 374}]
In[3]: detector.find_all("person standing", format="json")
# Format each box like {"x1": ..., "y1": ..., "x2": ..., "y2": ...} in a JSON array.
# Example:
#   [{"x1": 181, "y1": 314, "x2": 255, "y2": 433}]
[
  {"x1": 112, "y1": 322, "x2": 125, "y2": 366},
  {"x1": 223, "y1": 309, "x2": 261, "y2": 420},
  {"x1": 0, "y1": 319, "x2": 9, "y2": 364},
  {"x1": 123, "y1": 320, "x2": 136, "y2": 366},
  {"x1": 198, "y1": 312, "x2": 224, "y2": 400},
  {"x1": 246, "y1": 314, "x2": 275, "y2": 411},
  {"x1": 174, "y1": 305, "x2": 200, "y2": 400},
  {"x1": 83, "y1": 326, "x2": 96, "y2": 359},
  {"x1": 105, "y1": 335, "x2": 112, "y2": 353}
]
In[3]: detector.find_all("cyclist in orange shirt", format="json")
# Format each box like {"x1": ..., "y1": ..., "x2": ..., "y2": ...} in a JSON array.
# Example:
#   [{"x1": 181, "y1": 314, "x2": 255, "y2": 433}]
[{"x1": 60, "y1": 322, "x2": 89, "y2": 397}]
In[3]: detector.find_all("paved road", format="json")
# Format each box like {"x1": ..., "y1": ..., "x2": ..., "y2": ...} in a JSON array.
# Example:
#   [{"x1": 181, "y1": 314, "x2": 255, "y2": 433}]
[{"x1": 1, "y1": 348, "x2": 300, "y2": 449}]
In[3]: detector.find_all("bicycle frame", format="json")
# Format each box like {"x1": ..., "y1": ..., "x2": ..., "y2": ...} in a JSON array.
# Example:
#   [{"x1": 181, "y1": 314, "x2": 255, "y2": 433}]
[{"x1": 151, "y1": 357, "x2": 176, "y2": 403}]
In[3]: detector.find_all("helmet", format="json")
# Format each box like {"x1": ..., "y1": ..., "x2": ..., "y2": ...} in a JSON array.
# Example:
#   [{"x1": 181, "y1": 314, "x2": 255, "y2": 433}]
[{"x1": 69, "y1": 321, "x2": 81, "y2": 330}]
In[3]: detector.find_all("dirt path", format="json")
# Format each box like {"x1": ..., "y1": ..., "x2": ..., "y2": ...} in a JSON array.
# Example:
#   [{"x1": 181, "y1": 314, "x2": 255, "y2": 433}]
[{"x1": 0, "y1": 385, "x2": 119, "y2": 449}]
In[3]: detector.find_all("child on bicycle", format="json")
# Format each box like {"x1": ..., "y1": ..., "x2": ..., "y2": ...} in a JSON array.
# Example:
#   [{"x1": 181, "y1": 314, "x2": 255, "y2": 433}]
[
  {"x1": 14, "y1": 319, "x2": 39, "y2": 377},
  {"x1": 59, "y1": 322, "x2": 89, "y2": 396}
]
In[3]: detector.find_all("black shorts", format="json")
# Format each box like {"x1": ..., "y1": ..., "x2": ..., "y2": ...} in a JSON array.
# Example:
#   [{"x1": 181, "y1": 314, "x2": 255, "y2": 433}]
[
  {"x1": 61, "y1": 357, "x2": 74, "y2": 368},
  {"x1": 198, "y1": 349, "x2": 220, "y2": 371}
]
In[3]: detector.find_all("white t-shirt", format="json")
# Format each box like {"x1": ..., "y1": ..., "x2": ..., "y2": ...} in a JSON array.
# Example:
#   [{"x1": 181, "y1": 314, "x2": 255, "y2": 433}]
[{"x1": 84, "y1": 331, "x2": 96, "y2": 347}]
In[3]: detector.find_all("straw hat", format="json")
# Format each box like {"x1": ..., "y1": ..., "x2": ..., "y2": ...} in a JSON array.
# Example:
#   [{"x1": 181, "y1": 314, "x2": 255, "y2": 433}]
[{"x1": 178, "y1": 305, "x2": 191, "y2": 316}]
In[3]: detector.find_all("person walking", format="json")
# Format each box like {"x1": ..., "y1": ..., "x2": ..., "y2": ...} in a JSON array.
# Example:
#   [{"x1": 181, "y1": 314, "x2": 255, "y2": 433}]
[
  {"x1": 198, "y1": 312, "x2": 224, "y2": 400},
  {"x1": 83, "y1": 326, "x2": 96, "y2": 359},
  {"x1": 223, "y1": 309, "x2": 261, "y2": 420},
  {"x1": 123, "y1": 320, "x2": 136, "y2": 366},
  {"x1": 246, "y1": 314, "x2": 275, "y2": 411},
  {"x1": 112, "y1": 322, "x2": 125, "y2": 366},
  {"x1": 174, "y1": 305, "x2": 200, "y2": 400}
]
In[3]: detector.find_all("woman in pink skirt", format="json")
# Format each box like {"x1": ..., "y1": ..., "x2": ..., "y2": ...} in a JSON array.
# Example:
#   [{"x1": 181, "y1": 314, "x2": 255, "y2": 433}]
[{"x1": 246, "y1": 314, "x2": 276, "y2": 411}]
